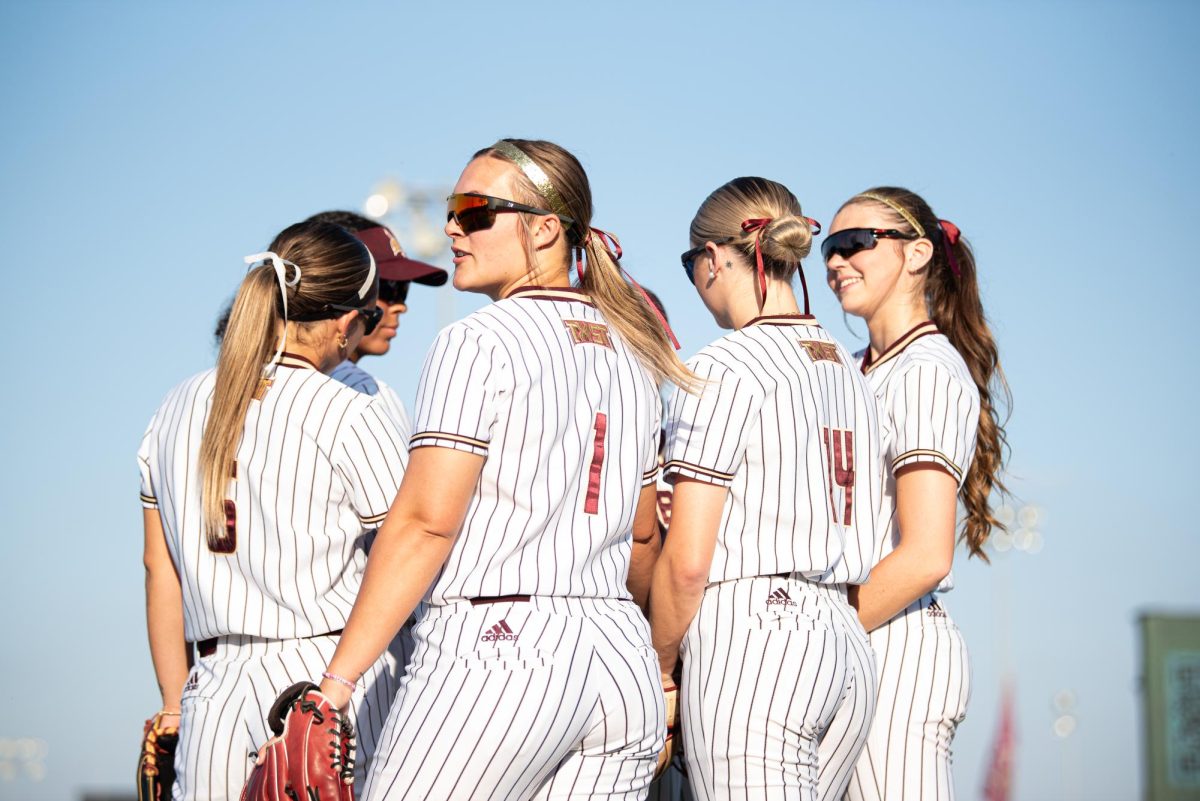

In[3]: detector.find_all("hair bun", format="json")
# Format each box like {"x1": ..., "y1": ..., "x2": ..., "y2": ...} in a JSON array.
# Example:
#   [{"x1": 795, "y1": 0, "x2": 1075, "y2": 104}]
[{"x1": 759, "y1": 214, "x2": 813, "y2": 264}]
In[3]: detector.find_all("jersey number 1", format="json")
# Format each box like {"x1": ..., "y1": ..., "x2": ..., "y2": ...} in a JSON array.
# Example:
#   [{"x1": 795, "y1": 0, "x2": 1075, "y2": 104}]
[
  {"x1": 584, "y1": 413, "x2": 607, "y2": 515},
  {"x1": 822, "y1": 428, "x2": 855, "y2": 526}
]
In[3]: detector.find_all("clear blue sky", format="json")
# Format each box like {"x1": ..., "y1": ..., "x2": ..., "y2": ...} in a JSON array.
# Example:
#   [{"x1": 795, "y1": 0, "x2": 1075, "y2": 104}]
[{"x1": 1, "y1": 2, "x2": 1196, "y2": 799}]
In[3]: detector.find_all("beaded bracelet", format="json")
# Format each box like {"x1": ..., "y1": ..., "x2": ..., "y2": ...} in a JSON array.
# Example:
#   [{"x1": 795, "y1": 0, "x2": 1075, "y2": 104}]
[{"x1": 322, "y1": 671, "x2": 357, "y2": 691}]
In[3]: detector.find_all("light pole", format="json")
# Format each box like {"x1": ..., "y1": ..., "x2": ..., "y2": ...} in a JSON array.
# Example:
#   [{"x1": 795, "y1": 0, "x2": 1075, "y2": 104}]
[{"x1": 363, "y1": 178, "x2": 455, "y2": 328}]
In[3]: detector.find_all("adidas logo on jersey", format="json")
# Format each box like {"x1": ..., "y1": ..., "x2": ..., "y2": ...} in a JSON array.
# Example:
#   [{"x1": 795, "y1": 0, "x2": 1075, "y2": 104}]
[
  {"x1": 766, "y1": 588, "x2": 796, "y2": 607},
  {"x1": 480, "y1": 619, "x2": 519, "y2": 643},
  {"x1": 183, "y1": 673, "x2": 200, "y2": 693}
]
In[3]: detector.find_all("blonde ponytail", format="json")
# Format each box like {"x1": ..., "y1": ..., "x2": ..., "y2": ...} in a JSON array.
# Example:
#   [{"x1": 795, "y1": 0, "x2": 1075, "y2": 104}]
[
  {"x1": 199, "y1": 266, "x2": 281, "y2": 551},
  {"x1": 197, "y1": 220, "x2": 376, "y2": 551},
  {"x1": 577, "y1": 236, "x2": 697, "y2": 389}
]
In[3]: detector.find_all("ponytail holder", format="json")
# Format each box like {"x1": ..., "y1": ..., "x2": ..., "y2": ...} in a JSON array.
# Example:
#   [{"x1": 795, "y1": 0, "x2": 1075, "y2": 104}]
[
  {"x1": 576, "y1": 227, "x2": 624, "y2": 280},
  {"x1": 740, "y1": 218, "x2": 772, "y2": 308},
  {"x1": 938, "y1": 220, "x2": 962, "y2": 278},
  {"x1": 244, "y1": 251, "x2": 302, "y2": 376}
]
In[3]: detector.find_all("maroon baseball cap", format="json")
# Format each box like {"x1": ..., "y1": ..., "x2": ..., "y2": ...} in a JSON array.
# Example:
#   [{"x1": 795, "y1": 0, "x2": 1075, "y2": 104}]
[{"x1": 354, "y1": 226, "x2": 448, "y2": 286}]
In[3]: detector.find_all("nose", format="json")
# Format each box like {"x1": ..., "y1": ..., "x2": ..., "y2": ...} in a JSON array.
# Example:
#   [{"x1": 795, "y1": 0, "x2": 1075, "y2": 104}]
[
  {"x1": 393, "y1": 301, "x2": 408, "y2": 315},
  {"x1": 445, "y1": 213, "x2": 463, "y2": 239}
]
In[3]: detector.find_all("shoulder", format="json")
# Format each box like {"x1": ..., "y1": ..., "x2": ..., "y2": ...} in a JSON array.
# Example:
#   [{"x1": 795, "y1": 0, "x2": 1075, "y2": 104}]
[
  {"x1": 686, "y1": 332, "x2": 768, "y2": 383},
  {"x1": 329, "y1": 360, "x2": 379, "y2": 395},
  {"x1": 893, "y1": 335, "x2": 977, "y2": 392},
  {"x1": 156, "y1": 368, "x2": 215, "y2": 409}
]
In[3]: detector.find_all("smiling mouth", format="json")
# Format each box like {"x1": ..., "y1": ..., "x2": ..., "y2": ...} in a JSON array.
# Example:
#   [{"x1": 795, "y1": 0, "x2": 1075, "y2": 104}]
[{"x1": 837, "y1": 277, "x2": 862, "y2": 293}]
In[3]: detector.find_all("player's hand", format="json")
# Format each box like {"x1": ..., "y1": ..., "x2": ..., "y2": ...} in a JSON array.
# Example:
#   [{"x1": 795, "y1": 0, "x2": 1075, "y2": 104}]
[{"x1": 655, "y1": 672, "x2": 679, "y2": 778}]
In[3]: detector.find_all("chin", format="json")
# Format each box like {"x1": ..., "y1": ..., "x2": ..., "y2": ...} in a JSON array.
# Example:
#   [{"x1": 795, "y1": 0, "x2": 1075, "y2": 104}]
[{"x1": 358, "y1": 342, "x2": 391, "y2": 357}]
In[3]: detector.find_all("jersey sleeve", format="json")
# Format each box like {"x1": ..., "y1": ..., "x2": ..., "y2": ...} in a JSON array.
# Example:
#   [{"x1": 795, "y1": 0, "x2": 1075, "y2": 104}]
[
  {"x1": 410, "y1": 323, "x2": 507, "y2": 457},
  {"x1": 663, "y1": 355, "x2": 763, "y2": 487},
  {"x1": 375, "y1": 381, "x2": 413, "y2": 444},
  {"x1": 641, "y1": 391, "x2": 664, "y2": 487},
  {"x1": 137, "y1": 418, "x2": 158, "y2": 509},
  {"x1": 335, "y1": 400, "x2": 409, "y2": 526},
  {"x1": 887, "y1": 361, "x2": 980, "y2": 486}
]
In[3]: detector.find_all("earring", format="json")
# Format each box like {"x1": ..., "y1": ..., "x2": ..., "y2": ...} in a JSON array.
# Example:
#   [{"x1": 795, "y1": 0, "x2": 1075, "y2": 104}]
[
  {"x1": 337, "y1": 333, "x2": 348, "y2": 350},
  {"x1": 709, "y1": 267, "x2": 716, "y2": 280}
]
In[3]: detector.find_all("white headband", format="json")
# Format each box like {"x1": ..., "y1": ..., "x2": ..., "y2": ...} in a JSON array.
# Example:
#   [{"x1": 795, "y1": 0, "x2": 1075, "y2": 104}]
[
  {"x1": 244, "y1": 251, "x2": 303, "y2": 376},
  {"x1": 357, "y1": 249, "x2": 377, "y2": 300}
]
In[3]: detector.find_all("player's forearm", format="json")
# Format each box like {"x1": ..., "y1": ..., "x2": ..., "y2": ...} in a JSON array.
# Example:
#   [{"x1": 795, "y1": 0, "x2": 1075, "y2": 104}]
[
  {"x1": 649, "y1": 551, "x2": 707, "y2": 675},
  {"x1": 322, "y1": 521, "x2": 455, "y2": 704},
  {"x1": 145, "y1": 566, "x2": 189, "y2": 710},
  {"x1": 628, "y1": 534, "x2": 661, "y2": 612},
  {"x1": 853, "y1": 547, "x2": 949, "y2": 632}
]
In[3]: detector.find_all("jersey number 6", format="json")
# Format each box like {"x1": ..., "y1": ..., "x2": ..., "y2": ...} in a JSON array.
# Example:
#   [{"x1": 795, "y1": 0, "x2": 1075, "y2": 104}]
[{"x1": 822, "y1": 427, "x2": 855, "y2": 526}]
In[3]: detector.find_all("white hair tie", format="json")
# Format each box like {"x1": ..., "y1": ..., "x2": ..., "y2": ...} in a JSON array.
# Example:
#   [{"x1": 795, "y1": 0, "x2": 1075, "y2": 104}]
[{"x1": 244, "y1": 251, "x2": 303, "y2": 376}]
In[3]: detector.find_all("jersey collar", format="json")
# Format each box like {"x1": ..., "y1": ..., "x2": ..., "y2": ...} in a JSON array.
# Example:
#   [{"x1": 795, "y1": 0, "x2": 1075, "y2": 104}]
[
  {"x1": 861, "y1": 320, "x2": 939, "y2": 375},
  {"x1": 506, "y1": 285, "x2": 596, "y2": 307},
  {"x1": 277, "y1": 352, "x2": 319, "y2": 370},
  {"x1": 745, "y1": 313, "x2": 819, "y2": 328}
]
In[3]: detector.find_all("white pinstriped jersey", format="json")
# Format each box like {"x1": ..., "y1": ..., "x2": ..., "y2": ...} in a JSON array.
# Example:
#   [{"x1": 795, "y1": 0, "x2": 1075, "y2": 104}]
[
  {"x1": 860, "y1": 321, "x2": 980, "y2": 593},
  {"x1": 138, "y1": 354, "x2": 409, "y2": 641},
  {"x1": 330, "y1": 359, "x2": 412, "y2": 443},
  {"x1": 664, "y1": 315, "x2": 884, "y2": 584},
  {"x1": 409, "y1": 286, "x2": 661, "y2": 603}
]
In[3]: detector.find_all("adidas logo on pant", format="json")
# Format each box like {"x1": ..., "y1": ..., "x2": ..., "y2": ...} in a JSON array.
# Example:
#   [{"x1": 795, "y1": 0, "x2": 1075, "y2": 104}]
[
  {"x1": 480, "y1": 619, "x2": 519, "y2": 643},
  {"x1": 766, "y1": 588, "x2": 796, "y2": 607}
]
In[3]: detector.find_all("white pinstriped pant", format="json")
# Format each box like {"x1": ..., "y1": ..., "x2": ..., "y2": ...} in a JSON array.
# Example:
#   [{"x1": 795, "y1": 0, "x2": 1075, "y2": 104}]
[
  {"x1": 363, "y1": 596, "x2": 665, "y2": 800},
  {"x1": 172, "y1": 629, "x2": 411, "y2": 801},
  {"x1": 680, "y1": 576, "x2": 876, "y2": 801},
  {"x1": 845, "y1": 594, "x2": 970, "y2": 801}
]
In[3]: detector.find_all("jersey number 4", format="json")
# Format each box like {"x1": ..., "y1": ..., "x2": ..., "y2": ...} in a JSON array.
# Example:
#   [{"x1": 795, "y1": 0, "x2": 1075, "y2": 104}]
[{"x1": 822, "y1": 427, "x2": 855, "y2": 526}]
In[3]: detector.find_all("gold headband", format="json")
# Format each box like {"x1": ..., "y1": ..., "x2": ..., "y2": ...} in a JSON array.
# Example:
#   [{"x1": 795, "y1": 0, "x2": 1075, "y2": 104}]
[
  {"x1": 856, "y1": 192, "x2": 925, "y2": 237},
  {"x1": 491, "y1": 140, "x2": 573, "y2": 221}
]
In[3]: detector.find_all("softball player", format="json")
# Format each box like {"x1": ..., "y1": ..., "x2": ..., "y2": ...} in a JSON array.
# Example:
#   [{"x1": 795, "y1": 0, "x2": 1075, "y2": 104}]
[
  {"x1": 650, "y1": 177, "x2": 885, "y2": 801},
  {"x1": 317, "y1": 138, "x2": 693, "y2": 800},
  {"x1": 139, "y1": 221, "x2": 410, "y2": 800},
  {"x1": 823, "y1": 188, "x2": 1010, "y2": 800},
  {"x1": 307, "y1": 210, "x2": 448, "y2": 442}
]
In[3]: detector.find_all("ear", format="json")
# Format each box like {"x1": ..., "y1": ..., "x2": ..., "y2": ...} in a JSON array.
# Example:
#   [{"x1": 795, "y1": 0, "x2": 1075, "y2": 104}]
[
  {"x1": 529, "y1": 213, "x2": 566, "y2": 251},
  {"x1": 335, "y1": 309, "x2": 360, "y2": 336},
  {"x1": 905, "y1": 237, "x2": 935, "y2": 273},
  {"x1": 704, "y1": 242, "x2": 723, "y2": 276}
]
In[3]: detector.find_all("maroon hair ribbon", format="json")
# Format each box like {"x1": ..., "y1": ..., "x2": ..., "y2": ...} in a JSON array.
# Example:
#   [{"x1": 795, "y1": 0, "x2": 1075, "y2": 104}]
[
  {"x1": 576, "y1": 227, "x2": 624, "y2": 279},
  {"x1": 938, "y1": 219, "x2": 962, "y2": 278},
  {"x1": 623, "y1": 267, "x2": 681, "y2": 351},
  {"x1": 577, "y1": 226, "x2": 680, "y2": 350},
  {"x1": 741, "y1": 217, "x2": 771, "y2": 305}
]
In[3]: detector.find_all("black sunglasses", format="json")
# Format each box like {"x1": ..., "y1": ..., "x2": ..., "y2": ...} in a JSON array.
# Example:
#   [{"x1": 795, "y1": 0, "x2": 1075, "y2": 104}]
[
  {"x1": 379, "y1": 280, "x2": 409, "y2": 305},
  {"x1": 821, "y1": 228, "x2": 919, "y2": 262},
  {"x1": 680, "y1": 238, "x2": 735, "y2": 285},
  {"x1": 446, "y1": 192, "x2": 575, "y2": 235},
  {"x1": 326, "y1": 303, "x2": 384, "y2": 336}
]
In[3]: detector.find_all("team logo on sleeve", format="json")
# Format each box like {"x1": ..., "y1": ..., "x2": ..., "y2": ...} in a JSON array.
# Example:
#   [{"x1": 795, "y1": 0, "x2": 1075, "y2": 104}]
[
  {"x1": 563, "y1": 320, "x2": 613, "y2": 349},
  {"x1": 481, "y1": 619, "x2": 519, "y2": 643},
  {"x1": 799, "y1": 340, "x2": 842, "y2": 364}
]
